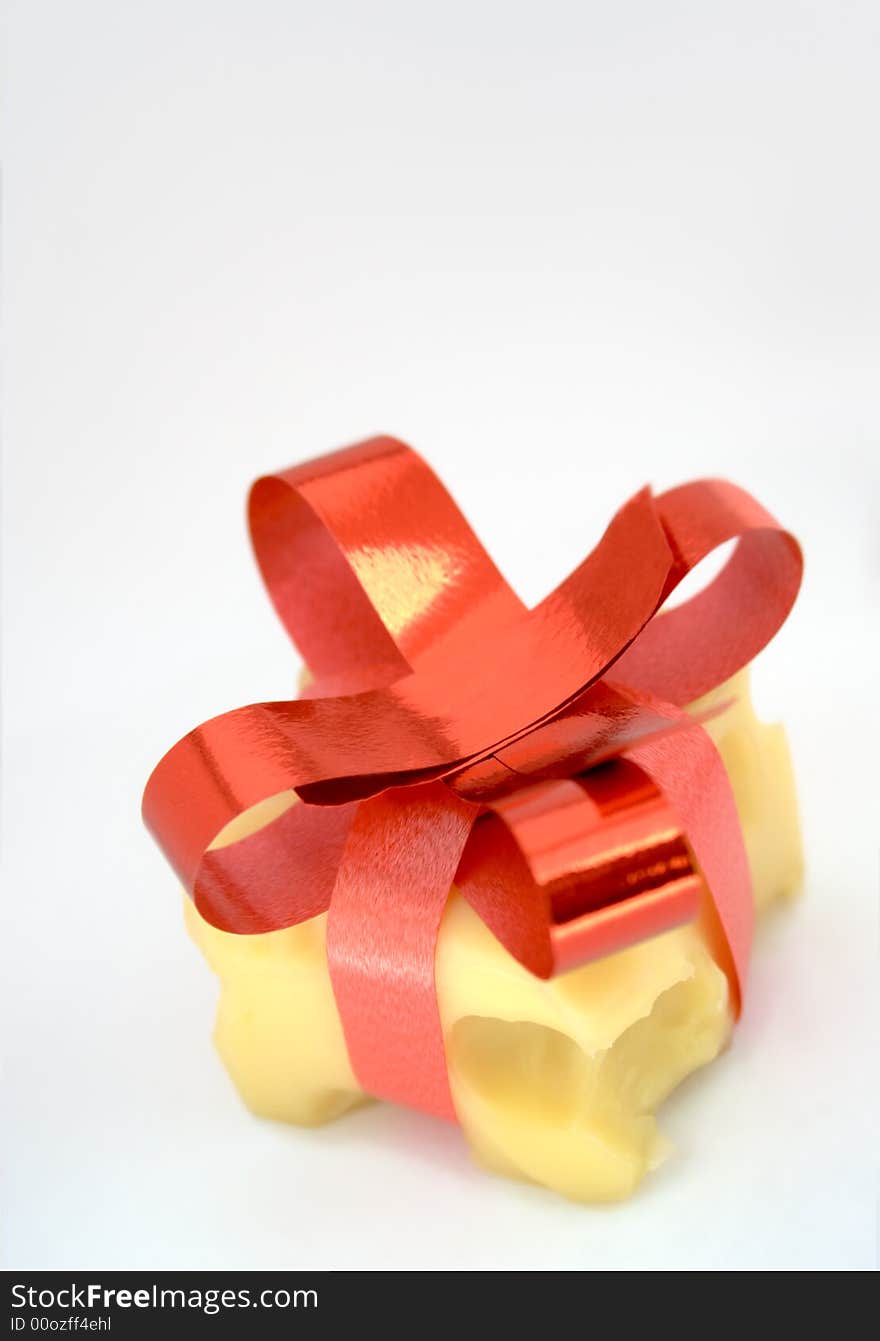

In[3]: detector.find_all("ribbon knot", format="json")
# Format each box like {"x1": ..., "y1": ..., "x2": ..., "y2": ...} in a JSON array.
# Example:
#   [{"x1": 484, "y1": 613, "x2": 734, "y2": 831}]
[{"x1": 143, "y1": 436, "x2": 801, "y2": 1120}]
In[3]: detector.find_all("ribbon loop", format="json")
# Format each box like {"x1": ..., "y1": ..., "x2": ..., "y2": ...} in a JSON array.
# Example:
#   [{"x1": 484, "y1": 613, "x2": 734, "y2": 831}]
[
  {"x1": 616, "y1": 479, "x2": 803, "y2": 705},
  {"x1": 248, "y1": 436, "x2": 523, "y2": 696},
  {"x1": 457, "y1": 759, "x2": 707, "y2": 979}
]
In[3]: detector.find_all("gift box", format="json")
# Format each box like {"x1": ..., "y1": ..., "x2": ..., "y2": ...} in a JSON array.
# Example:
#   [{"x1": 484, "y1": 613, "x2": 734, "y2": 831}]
[{"x1": 143, "y1": 435, "x2": 803, "y2": 1202}]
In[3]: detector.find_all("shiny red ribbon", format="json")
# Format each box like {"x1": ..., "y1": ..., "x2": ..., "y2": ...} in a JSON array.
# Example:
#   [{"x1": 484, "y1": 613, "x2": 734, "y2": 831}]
[{"x1": 143, "y1": 436, "x2": 802, "y2": 1121}]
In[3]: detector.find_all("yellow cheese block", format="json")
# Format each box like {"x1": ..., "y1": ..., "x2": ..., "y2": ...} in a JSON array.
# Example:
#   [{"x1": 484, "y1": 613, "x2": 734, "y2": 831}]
[{"x1": 185, "y1": 669, "x2": 802, "y2": 1202}]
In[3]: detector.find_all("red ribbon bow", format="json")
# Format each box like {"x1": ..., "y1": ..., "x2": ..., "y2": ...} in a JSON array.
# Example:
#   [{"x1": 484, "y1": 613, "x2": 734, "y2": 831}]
[{"x1": 143, "y1": 437, "x2": 802, "y2": 1120}]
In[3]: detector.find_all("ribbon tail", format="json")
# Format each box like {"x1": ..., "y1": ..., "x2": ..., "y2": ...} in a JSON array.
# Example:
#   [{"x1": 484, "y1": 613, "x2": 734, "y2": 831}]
[
  {"x1": 626, "y1": 723, "x2": 754, "y2": 1012},
  {"x1": 325, "y1": 784, "x2": 480, "y2": 1120}
]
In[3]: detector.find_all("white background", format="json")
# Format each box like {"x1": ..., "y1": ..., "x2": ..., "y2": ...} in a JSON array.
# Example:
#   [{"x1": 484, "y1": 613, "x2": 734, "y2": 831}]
[{"x1": 3, "y1": 1, "x2": 878, "y2": 1271}]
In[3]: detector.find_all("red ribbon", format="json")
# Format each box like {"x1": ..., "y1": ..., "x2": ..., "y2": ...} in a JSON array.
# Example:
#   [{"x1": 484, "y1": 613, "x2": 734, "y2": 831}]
[{"x1": 143, "y1": 436, "x2": 802, "y2": 1121}]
